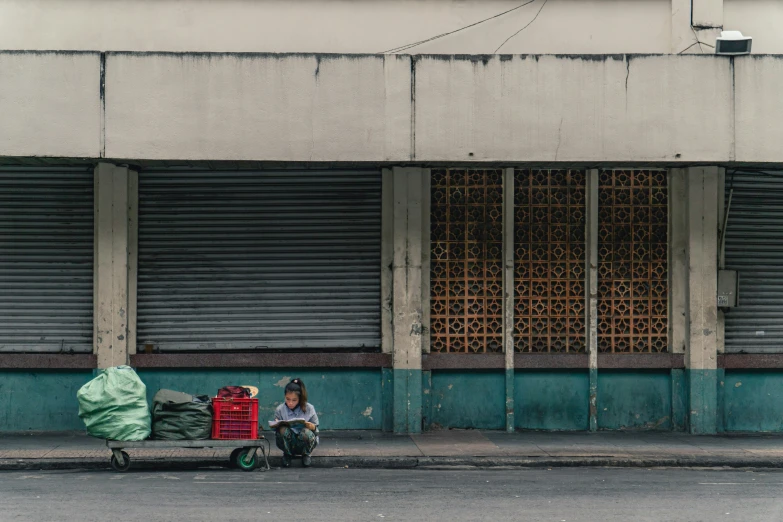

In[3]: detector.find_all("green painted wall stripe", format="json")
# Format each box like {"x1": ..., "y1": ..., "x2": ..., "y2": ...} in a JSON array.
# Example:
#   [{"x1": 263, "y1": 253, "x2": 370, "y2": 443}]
[
  {"x1": 393, "y1": 369, "x2": 422, "y2": 433},
  {"x1": 716, "y1": 368, "x2": 726, "y2": 433},
  {"x1": 408, "y1": 370, "x2": 423, "y2": 434},
  {"x1": 589, "y1": 368, "x2": 598, "y2": 432},
  {"x1": 688, "y1": 369, "x2": 718, "y2": 434},
  {"x1": 382, "y1": 368, "x2": 394, "y2": 433},
  {"x1": 422, "y1": 370, "x2": 433, "y2": 431},
  {"x1": 505, "y1": 368, "x2": 515, "y2": 433},
  {"x1": 671, "y1": 369, "x2": 686, "y2": 432}
]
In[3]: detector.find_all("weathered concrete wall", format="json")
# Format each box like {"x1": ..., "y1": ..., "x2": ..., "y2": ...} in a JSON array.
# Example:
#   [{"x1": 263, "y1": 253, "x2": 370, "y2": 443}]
[
  {"x1": 734, "y1": 56, "x2": 783, "y2": 163},
  {"x1": 725, "y1": 0, "x2": 783, "y2": 54},
  {"x1": 0, "y1": 0, "x2": 670, "y2": 55},
  {"x1": 104, "y1": 53, "x2": 411, "y2": 161},
  {"x1": 0, "y1": 52, "x2": 101, "y2": 158},
  {"x1": 414, "y1": 55, "x2": 732, "y2": 163}
]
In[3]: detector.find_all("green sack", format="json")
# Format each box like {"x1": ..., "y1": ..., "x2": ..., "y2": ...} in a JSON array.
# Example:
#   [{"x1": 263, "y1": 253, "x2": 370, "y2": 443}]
[
  {"x1": 77, "y1": 366, "x2": 151, "y2": 441},
  {"x1": 152, "y1": 389, "x2": 213, "y2": 440}
]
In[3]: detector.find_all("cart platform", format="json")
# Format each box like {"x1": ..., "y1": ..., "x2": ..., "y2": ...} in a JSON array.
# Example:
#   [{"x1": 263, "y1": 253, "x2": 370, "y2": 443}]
[{"x1": 105, "y1": 438, "x2": 270, "y2": 472}]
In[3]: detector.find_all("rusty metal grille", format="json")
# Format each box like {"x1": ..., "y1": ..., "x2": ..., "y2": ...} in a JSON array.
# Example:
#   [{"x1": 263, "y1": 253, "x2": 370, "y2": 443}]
[
  {"x1": 430, "y1": 169, "x2": 503, "y2": 353},
  {"x1": 597, "y1": 169, "x2": 668, "y2": 353},
  {"x1": 514, "y1": 169, "x2": 586, "y2": 353}
]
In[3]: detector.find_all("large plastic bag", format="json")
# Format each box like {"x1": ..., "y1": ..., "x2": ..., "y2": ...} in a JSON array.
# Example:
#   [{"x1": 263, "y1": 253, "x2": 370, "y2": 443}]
[
  {"x1": 77, "y1": 366, "x2": 151, "y2": 441},
  {"x1": 152, "y1": 389, "x2": 212, "y2": 440}
]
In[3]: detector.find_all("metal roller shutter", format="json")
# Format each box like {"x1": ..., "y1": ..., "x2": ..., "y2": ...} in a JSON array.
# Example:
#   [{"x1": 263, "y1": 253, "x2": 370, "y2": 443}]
[
  {"x1": 0, "y1": 167, "x2": 94, "y2": 353},
  {"x1": 724, "y1": 170, "x2": 783, "y2": 353},
  {"x1": 137, "y1": 169, "x2": 382, "y2": 351}
]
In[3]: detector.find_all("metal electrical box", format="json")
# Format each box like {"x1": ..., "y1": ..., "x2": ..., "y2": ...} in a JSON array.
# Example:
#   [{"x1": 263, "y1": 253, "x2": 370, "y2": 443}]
[{"x1": 718, "y1": 270, "x2": 739, "y2": 308}]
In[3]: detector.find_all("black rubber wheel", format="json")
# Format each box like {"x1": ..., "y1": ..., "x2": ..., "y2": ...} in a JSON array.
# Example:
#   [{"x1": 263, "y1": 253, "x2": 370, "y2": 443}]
[
  {"x1": 234, "y1": 449, "x2": 257, "y2": 471},
  {"x1": 229, "y1": 448, "x2": 242, "y2": 468},
  {"x1": 110, "y1": 451, "x2": 131, "y2": 472}
]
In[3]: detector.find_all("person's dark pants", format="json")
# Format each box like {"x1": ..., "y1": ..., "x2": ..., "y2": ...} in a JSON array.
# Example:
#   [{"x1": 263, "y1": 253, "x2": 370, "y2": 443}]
[{"x1": 276, "y1": 427, "x2": 317, "y2": 456}]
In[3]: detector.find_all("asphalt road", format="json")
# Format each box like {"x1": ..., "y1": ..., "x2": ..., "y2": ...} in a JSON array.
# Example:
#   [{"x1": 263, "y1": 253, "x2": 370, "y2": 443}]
[{"x1": 1, "y1": 468, "x2": 782, "y2": 521}]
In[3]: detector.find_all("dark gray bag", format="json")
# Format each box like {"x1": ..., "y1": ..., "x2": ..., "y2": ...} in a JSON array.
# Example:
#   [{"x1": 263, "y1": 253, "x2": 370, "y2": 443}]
[{"x1": 152, "y1": 389, "x2": 213, "y2": 440}]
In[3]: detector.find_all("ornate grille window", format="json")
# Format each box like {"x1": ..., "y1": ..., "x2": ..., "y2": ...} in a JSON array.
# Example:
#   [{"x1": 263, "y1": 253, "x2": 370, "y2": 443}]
[
  {"x1": 430, "y1": 169, "x2": 503, "y2": 353},
  {"x1": 514, "y1": 169, "x2": 586, "y2": 353},
  {"x1": 597, "y1": 169, "x2": 668, "y2": 353}
]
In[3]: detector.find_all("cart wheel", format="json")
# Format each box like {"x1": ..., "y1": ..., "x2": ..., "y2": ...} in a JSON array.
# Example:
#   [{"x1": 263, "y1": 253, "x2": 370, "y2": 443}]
[
  {"x1": 229, "y1": 448, "x2": 242, "y2": 468},
  {"x1": 234, "y1": 449, "x2": 257, "y2": 471},
  {"x1": 110, "y1": 451, "x2": 131, "y2": 472}
]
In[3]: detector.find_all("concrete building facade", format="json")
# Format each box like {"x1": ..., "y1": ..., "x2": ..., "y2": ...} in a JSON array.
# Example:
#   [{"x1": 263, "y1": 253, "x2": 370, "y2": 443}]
[{"x1": 2, "y1": 0, "x2": 783, "y2": 434}]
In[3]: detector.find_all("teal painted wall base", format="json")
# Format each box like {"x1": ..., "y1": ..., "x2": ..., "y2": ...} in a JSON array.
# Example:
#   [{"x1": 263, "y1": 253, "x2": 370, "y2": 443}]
[
  {"x1": 504, "y1": 368, "x2": 514, "y2": 432},
  {"x1": 0, "y1": 371, "x2": 94, "y2": 431},
  {"x1": 139, "y1": 369, "x2": 384, "y2": 430},
  {"x1": 392, "y1": 369, "x2": 422, "y2": 433},
  {"x1": 10, "y1": 367, "x2": 783, "y2": 434},
  {"x1": 382, "y1": 368, "x2": 393, "y2": 432},
  {"x1": 598, "y1": 371, "x2": 672, "y2": 430},
  {"x1": 687, "y1": 369, "x2": 718, "y2": 434},
  {"x1": 515, "y1": 371, "x2": 589, "y2": 431},
  {"x1": 431, "y1": 371, "x2": 504, "y2": 430},
  {"x1": 671, "y1": 369, "x2": 687, "y2": 432},
  {"x1": 1, "y1": 369, "x2": 384, "y2": 432},
  {"x1": 422, "y1": 370, "x2": 433, "y2": 431},
  {"x1": 724, "y1": 370, "x2": 783, "y2": 432}
]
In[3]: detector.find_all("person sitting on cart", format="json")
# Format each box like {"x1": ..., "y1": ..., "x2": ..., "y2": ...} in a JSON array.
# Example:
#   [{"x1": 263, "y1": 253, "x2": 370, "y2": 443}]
[{"x1": 273, "y1": 378, "x2": 319, "y2": 468}]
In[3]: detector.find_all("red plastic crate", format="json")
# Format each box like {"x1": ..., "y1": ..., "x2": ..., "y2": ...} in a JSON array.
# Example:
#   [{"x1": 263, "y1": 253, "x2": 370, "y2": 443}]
[{"x1": 211, "y1": 397, "x2": 258, "y2": 440}]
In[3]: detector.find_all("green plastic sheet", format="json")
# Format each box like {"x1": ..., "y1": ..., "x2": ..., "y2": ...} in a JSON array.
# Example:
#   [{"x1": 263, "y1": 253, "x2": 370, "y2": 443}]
[{"x1": 77, "y1": 366, "x2": 151, "y2": 441}]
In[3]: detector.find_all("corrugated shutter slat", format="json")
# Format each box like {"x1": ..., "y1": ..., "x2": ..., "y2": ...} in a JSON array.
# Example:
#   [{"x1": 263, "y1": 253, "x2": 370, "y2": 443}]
[
  {"x1": 0, "y1": 168, "x2": 94, "y2": 353},
  {"x1": 725, "y1": 171, "x2": 783, "y2": 353},
  {"x1": 137, "y1": 170, "x2": 382, "y2": 351}
]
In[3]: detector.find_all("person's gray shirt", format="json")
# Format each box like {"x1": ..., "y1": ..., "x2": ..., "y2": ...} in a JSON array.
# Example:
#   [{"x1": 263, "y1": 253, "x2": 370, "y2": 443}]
[{"x1": 274, "y1": 402, "x2": 319, "y2": 435}]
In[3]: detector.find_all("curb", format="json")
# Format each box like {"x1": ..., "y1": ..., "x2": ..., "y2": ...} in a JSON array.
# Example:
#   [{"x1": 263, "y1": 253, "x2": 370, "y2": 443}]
[{"x1": 3, "y1": 455, "x2": 783, "y2": 471}]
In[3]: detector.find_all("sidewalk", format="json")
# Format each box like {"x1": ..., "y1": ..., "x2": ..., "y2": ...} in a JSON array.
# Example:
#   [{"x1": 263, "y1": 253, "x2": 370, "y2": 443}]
[{"x1": 2, "y1": 430, "x2": 783, "y2": 471}]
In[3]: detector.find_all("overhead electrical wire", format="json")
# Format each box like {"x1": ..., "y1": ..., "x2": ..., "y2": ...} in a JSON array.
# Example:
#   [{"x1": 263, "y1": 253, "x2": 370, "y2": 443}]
[
  {"x1": 494, "y1": 0, "x2": 549, "y2": 53},
  {"x1": 379, "y1": 0, "x2": 537, "y2": 54}
]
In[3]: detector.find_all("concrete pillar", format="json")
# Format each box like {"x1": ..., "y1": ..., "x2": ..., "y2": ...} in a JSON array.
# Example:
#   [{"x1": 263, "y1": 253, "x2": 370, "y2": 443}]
[
  {"x1": 391, "y1": 167, "x2": 426, "y2": 433},
  {"x1": 381, "y1": 170, "x2": 394, "y2": 355},
  {"x1": 686, "y1": 167, "x2": 720, "y2": 434},
  {"x1": 586, "y1": 169, "x2": 599, "y2": 432},
  {"x1": 94, "y1": 163, "x2": 138, "y2": 369},
  {"x1": 502, "y1": 168, "x2": 515, "y2": 433},
  {"x1": 669, "y1": 169, "x2": 689, "y2": 431}
]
